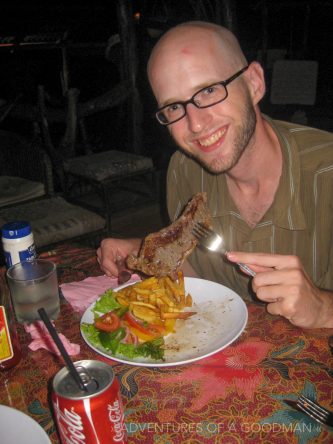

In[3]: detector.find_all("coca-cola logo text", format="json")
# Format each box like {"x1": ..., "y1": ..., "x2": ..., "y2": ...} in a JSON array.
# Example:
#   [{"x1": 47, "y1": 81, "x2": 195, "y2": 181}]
[
  {"x1": 108, "y1": 400, "x2": 126, "y2": 442},
  {"x1": 53, "y1": 400, "x2": 86, "y2": 444}
]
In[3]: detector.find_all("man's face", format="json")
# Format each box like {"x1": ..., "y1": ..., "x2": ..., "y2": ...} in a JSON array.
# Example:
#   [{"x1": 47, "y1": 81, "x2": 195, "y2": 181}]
[{"x1": 149, "y1": 33, "x2": 257, "y2": 174}]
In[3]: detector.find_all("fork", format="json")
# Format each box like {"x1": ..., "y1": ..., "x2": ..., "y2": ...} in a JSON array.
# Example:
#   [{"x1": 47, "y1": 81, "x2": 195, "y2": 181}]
[
  {"x1": 298, "y1": 395, "x2": 333, "y2": 427},
  {"x1": 192, "y1": 223, "x2": 256, "y2": 277},
  {"x1": 115, "y1": 256, "x2": 132, "y2": 285},
  {"x1": 285, "y1": 395, "x2": 333, "y2": 428}
]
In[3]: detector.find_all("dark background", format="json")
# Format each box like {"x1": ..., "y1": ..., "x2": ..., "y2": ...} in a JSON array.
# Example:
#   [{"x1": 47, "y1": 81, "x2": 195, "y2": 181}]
[{"x1": 0, "y1": 0, "x2": 332, "y2": 171}]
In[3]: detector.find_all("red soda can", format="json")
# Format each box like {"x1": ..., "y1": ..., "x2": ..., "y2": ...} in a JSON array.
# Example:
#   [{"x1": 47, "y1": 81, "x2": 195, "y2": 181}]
[{"x1": 52, "y1": 359, "x2": 127, "y2": 443}]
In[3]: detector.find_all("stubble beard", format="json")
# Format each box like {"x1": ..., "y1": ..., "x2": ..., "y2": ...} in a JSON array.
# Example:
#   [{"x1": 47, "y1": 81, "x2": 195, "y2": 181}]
[{"x1": 192, "y1": 100, "x2": 257, "y2": 174}]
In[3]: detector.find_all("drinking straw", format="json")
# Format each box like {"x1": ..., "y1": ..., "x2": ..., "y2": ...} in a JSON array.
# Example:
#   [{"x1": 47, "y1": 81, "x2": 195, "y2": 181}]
[{"x1": 37, "y1": 307, "x2": 87, "y2": 392}]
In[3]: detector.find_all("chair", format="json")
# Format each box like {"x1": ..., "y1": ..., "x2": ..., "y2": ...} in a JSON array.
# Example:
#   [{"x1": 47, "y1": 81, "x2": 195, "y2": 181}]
[
  {"x1": 0, "y1": 196, "x2": 106, "y2": 249},
  {"x1": 37, "y1": 83, "x2": 156, "y2": 236},
  {"x1": 0, "y1": 129, "x2": 106, "y2": 251},
  {"x1": 63, "y1": 149, "x2": 156, "y2": 235},
  {"x1": 0, "y1": 176, "x2": 45, "y2": 207},
  {"x1": 0, "y1": 129, "x2": 53, "y2": 207}
]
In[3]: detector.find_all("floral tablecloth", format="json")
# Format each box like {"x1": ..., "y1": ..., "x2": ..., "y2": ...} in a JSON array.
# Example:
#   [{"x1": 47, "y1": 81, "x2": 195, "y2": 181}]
[{"x1": 1, "y1": 244, "x2": 332, "y2": 444}]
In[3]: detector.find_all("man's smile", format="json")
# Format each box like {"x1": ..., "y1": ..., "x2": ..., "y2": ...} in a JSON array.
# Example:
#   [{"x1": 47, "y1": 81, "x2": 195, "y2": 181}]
[{"x1": 195, "y1": 126, "x2": 227, "y2": 152}]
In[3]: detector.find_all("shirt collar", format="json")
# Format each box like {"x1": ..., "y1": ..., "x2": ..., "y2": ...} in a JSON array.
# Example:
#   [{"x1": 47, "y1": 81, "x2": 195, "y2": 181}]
[{"x1": 209, "y1": 116, "x2": 306, "y2": 230}]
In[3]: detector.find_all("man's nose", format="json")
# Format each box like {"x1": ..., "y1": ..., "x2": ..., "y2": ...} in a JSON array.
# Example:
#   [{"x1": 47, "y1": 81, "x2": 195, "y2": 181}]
[{"x1": 185, "y1": 103, "x2": 212, "y2": 133}]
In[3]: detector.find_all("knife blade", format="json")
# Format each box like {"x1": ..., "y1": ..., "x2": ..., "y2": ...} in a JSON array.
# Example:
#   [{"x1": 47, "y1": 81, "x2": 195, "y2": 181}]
[{"x1": 115, "y1": 256, "x2": 132, "y2": 285}]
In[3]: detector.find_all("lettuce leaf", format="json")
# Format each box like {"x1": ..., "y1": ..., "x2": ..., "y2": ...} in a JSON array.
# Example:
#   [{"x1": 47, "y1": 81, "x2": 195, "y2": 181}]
[
  {"x1": 92, "y1": 289, "x2": 121, "y2": 317},
  {"x1": 81, "y1": 323, "x2": 100, "y2": 346},
  {"x1": 99, "y1": 328, "x2": 126, "y2": 354},
  {"x1": 117, "y1": 338, "x2": 165, "y2": 361}
]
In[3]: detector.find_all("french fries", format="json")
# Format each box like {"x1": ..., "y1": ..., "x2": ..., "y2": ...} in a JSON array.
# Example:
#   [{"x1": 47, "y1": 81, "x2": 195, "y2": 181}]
[{"x1": 114, "y1": 271, "x2": 196, "y2": 327}]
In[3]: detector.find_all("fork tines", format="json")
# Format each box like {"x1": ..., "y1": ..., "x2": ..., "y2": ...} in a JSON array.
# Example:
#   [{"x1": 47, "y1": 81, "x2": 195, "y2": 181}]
[
  {"x1": 192, "y1": 222, "x2": 210, "y2": 238},
  {"x1": 298, "y1": 395, "x2": 333, "y2": 427}
]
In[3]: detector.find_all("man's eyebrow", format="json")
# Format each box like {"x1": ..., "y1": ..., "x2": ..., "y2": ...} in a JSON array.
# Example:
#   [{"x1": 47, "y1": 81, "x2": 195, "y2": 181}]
[{"x1": 159, "y1": 97, "x2": 181, "y2": 108}]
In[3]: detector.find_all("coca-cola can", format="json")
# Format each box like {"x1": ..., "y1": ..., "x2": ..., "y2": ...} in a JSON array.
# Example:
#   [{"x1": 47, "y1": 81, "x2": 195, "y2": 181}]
[{"x1": 52, "y1": 359, "x2": 127, "y2": 443}]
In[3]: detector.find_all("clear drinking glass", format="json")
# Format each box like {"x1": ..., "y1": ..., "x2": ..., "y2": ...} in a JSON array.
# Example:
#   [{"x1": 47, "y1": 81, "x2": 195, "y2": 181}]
[{"x1": 6, "y1": 259, "x2": 60, "y2": 323}]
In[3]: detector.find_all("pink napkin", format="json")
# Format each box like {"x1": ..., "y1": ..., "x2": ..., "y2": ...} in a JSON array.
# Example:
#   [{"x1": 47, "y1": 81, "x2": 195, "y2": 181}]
[
  {"x1": 24, "y1": 321, "x2": 80, "y2": 356},
  {"x1": 60, "y1": 274, "x2": 140, "y2": 314}
]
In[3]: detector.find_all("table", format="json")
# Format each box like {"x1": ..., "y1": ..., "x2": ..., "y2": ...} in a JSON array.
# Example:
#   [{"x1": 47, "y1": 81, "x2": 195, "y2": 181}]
[{"x1": 1, "y1": 244, "x2": 332, "y2": 444}]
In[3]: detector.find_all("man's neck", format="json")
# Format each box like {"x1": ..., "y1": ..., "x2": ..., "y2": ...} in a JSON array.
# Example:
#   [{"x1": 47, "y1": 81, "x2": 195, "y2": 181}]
[{"x1": 226, "y1": 116, "x2": 283, "y2": 227}]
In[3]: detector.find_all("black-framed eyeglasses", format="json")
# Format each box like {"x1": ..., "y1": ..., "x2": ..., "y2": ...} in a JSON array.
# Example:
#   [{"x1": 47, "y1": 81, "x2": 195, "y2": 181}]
[{"x1": 155, "y1": 65, "x2": 249, "y2": 126}]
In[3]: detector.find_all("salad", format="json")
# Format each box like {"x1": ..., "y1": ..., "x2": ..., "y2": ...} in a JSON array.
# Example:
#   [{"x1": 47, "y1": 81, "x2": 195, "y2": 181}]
[{"x1": 81, "y1": 275, "x2": 195, "y2": 361}]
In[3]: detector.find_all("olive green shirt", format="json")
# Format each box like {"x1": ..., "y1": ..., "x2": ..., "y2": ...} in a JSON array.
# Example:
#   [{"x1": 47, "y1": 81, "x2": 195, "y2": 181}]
[{"x1": 166, "y1": 117, "x2": 333, "y2": 300}]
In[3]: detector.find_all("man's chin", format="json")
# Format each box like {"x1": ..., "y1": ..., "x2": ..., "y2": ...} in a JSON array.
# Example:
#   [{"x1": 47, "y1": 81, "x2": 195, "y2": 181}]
[
  {"x1": 178, "y1": 147, "x2": 230, "y2": 174},
  {"x1": 195, "y1": 154, "x2": 229, "y2": 175}
]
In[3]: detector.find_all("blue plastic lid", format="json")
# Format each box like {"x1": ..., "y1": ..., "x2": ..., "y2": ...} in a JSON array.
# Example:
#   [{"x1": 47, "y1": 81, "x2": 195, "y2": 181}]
[{"x1": 1, "y1": 221, "x2": 32, "y2": 239}]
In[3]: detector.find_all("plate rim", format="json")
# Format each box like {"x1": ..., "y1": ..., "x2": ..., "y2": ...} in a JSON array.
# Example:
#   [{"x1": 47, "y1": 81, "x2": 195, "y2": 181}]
[
  {"x1": 80, "y1": 277, "x2": 248, "y2": 367},
  {"x1": 0, "y1": 405, "x2": 51, "y2": 443}
]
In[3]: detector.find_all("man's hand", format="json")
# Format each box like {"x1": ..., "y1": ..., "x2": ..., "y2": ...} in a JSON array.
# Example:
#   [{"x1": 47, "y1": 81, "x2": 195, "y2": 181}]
[
  {"x1": 226, "y1": 251, "x2": 333, "y2": 329},
  {"x1": 96, "y1": 237, "x2": 142, "y2": 278}
]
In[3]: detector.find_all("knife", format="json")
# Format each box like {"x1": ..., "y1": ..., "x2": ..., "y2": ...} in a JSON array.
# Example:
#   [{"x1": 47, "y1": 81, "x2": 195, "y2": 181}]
[{"x1": 115, "y1": 256, "x2": 132, "y2": 285}]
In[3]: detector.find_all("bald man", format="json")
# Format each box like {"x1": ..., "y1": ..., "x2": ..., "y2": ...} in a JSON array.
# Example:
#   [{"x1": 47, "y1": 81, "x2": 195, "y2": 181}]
[{"x1": 98, "y1": 21, "x2": 333, "y2": 329}]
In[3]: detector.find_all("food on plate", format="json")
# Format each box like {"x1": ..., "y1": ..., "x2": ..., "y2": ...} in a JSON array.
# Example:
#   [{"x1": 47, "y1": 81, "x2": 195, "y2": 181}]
[
  {"x1": 126, "y1": 192, "x2": 211, "y2": 278},
  {"x1": 81, "y1": 272, "x2": 196, "y2": 361}
]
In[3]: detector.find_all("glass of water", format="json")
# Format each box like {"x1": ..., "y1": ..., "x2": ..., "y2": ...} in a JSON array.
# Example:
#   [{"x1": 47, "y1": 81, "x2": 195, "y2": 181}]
[{"x1": 6, "y1": 259, "x2": 60, "y2": 323}]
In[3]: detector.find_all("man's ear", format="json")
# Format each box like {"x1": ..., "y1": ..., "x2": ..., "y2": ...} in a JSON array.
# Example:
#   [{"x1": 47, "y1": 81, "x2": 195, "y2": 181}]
[{"x1": 244, "y1": 62, "x2": 266, "y2": 105}]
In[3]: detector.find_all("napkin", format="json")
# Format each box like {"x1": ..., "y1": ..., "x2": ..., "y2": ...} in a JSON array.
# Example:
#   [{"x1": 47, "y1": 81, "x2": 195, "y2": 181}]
[
  {"x1": 24, "y1": 321, "x2": 81, "y2": 356},
  {"x1": 60, "y1": 274, "x2": 140, "y2": 314}
]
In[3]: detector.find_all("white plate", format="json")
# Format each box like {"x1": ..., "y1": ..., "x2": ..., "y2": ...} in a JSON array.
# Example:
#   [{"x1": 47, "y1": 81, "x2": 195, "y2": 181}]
[
  {"x1": 80, "y1": 277, "x2": 248, "y2": 367},
  {"x1": 0, "y1": 405, "x2": 51, "y2": 444}
]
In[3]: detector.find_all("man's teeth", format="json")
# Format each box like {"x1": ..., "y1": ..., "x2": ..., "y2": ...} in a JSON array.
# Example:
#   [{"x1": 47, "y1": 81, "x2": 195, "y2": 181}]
[{"x1": 199, "y1": 129, "x2": 226, "y2": 147}]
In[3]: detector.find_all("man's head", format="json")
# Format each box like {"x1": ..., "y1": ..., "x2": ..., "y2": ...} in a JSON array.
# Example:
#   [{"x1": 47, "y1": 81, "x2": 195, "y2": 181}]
[{"x1": 147, "y1": 21, "x2": 265, "y2": 174}]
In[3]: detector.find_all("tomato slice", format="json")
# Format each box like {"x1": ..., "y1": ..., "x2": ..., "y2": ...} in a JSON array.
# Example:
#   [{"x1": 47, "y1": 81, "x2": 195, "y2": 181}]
[
  {"x1": 124, "y1": 312, "x2": 165, "y2": 338},
  {"x1": 94, "y1": 311, "x2": 121, "y2": 332}
]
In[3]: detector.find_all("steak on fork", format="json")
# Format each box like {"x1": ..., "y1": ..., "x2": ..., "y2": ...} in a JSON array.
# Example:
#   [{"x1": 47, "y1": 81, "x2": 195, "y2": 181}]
[{"x1": 126, "y1": 192, "x2": 211, "y2": 278}]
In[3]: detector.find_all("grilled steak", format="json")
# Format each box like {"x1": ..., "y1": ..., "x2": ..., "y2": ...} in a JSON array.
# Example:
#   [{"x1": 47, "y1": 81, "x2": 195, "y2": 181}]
[{"x1": 126, "y1": 192, "x2": 211, "y2": 278}]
